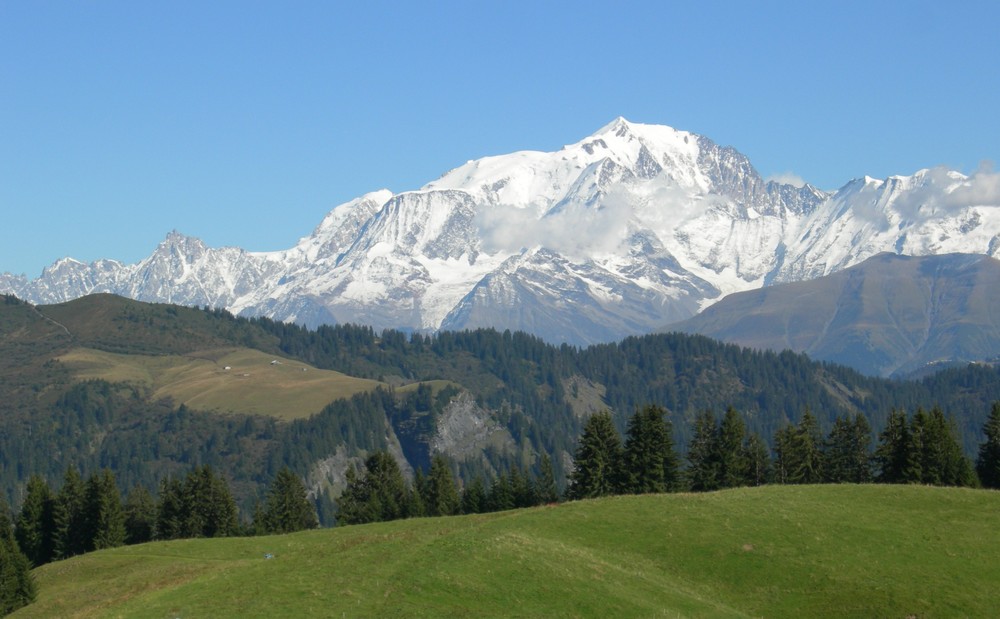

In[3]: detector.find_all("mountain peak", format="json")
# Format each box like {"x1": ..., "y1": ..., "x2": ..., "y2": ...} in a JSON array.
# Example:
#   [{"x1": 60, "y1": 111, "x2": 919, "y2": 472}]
[{"x1": 593, "y1": 116, "x2": 634, "y2": 137}]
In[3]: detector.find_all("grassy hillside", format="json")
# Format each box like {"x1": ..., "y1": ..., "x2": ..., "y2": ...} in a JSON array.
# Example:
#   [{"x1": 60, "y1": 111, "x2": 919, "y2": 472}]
[
  {"x1": 57, "y1": 346, "x2": 383, "y2": 420},
  {"x1": 17, "y1": 485, "x2": 1000, "y2": 618}
]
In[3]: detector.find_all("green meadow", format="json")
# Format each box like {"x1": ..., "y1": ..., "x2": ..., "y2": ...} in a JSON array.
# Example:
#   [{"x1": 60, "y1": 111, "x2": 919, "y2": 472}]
[{"x1": 17, "y1": 484, "x2": 1000, "y2": 618}]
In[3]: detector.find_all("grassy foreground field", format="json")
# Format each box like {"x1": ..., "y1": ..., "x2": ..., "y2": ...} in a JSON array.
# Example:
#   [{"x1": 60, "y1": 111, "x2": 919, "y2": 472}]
[
  {"x1": 57, "y1": 347, "x2": 382, "y2": 420},
  {"x1": 17, "y1": 484, "x2": 1000, "y2": 618}
]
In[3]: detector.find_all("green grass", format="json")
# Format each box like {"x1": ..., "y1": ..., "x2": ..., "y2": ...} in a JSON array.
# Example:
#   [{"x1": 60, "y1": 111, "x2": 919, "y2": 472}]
[
  {"x1": 17, "y1": 485, "x2": 1000, "y2": 618},
  {"x1": 57, "y1": 347, "x2": 383, "y2": 420}
]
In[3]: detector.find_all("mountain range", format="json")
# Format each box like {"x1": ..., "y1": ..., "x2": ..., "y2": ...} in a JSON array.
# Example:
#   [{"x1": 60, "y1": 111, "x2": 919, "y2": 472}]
[{"x1": 3, "y1": 118, "x2": 999, "y2": 349}]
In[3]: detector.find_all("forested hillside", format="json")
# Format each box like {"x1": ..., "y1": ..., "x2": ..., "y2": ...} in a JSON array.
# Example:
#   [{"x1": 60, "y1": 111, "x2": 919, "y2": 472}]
[{"x1": 4, "y1": 293, "x2": 1000, "y2": 524}]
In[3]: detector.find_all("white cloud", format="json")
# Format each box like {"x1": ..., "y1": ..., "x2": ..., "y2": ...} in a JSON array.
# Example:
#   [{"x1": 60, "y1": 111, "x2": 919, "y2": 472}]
[
  {"x1": 945, "y1": 161, "x2": 1000, "y2": 208},
  {"x1": 476, "y1": 196, "x2": 632, "y2": 260},
  {"x1": 893, "y1": 162, "x2": 1000, "y2": 219},
  {"x1": 765, "y1": 172, "x2": 808, "y2": 188}
]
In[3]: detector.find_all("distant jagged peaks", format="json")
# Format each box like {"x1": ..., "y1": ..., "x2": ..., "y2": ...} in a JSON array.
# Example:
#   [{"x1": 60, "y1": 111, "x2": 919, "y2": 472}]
[{"x1": 2, "y1": 119, "x2": 1000, "y2": 348}]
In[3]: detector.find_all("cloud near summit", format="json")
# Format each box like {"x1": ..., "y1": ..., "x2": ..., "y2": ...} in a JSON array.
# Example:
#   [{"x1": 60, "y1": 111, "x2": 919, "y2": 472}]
[
  {"x1": 893, "y1": 162, "x2": 1000, "y2": 218},
  {"x1": 475, "y1": 195, "x2": 633, "y2": 259}
]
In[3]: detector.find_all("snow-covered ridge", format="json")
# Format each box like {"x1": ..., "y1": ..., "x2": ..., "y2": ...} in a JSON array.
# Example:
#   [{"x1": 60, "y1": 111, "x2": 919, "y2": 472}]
[{"x1": 3, "y1": 119, "x2": 1000, "y2": 345}]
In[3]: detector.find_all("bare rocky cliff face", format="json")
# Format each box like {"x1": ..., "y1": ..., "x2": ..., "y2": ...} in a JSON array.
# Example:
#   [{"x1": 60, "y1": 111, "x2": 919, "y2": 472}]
[{"x1": 5, "y1": 119, "x2": 999, "y2": 346}]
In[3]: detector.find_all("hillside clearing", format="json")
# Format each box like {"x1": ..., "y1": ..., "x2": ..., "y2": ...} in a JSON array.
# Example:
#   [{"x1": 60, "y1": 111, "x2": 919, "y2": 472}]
[{"x1": 57, "y1": 347, "x2": 383, "y2": 420}]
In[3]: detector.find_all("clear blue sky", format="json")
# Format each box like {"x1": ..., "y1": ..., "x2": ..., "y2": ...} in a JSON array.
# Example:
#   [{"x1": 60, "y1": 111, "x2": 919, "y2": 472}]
[{"x1": 2, "y1": 1, "x2": 998, "y2": 277}]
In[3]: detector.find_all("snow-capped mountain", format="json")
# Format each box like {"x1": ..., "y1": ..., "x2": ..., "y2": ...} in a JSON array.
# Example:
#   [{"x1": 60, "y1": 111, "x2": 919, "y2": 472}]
[{"x1": 3, "y1": 118, "x2": 999, "y2": 345}]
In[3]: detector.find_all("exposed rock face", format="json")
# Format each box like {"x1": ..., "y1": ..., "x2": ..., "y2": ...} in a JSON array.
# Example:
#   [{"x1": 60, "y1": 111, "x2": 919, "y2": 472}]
[{"x1": 430, "y1": 392, "x2": 515, "y2": 460}]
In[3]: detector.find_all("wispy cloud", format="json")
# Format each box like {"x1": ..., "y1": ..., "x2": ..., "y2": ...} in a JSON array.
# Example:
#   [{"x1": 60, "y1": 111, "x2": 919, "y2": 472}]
[
  {"x1": 765, "y1": 172, "x2": 807, "y2": 188},
  {"x1": 894, "y1": 162, "x2": 1000, "y2": 219},
  {"x1": 476, "y1": 196, "x2": 632, "y2": 260}
]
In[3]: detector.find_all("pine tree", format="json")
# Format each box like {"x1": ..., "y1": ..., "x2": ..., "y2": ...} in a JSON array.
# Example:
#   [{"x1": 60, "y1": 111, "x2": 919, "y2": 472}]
[
  {"x1": 123, "y1": 485, "x2": 156, "y2": 545},
  {"x1": 744, "y1": 432, "x2": 771, "y2": 486},
  {"x1": 83, "y1": 469, "x2": 126, "y2": 551},
  {"x1": 460, "y1": 476, "x2": 487, "y2": 514},
  {"x1": 772, "y1": 424, "x2": 796, "y2": 484},
  {"x1": 917, "y1": 407, "x2": 976, "y2": 487},
  {"x1": 906, "y1": 408, "x2": 931, "y2": 483},
  {"x1": 716, "y1": 407, "x2": 749, "y2": 489},
  {"x1": 536, "y1": 454, "x2": 559, "y2": 504},
  {"x1": 52, "y1": 467, "x2": 86, "y2": 560},
  {"x1": 410, "y1": 469, "x2": 427, "y2": 518},
  {"x1": 621, "y1": 405, "x2": 674, "y2": 494},
  {"x1": 182, "y1": 466, "x2": 239, "y2": 538},
  {"x1": 773, "y1": 409, "x2": 824, "y2": 484},
  {"x1": 792, "y1": 409, "x2": 824, "y2": 484},
  {"x1": 487, "y1": 472, "x2": 515, "y2": 511},
  {"x1": 423, "y1": 454, "x2": 460, "y2": 517},
  {"x1": 0, "y1": 501, "x2": 36, "y2": 615},
  {"x1": 687, "y1": 410, "x2": 719, "y2": 491},
  {"x1": 977, "y1": 401, "x2": 1000, "y2": 488},
  {"x1": 509, "y1": 466, "x2": 537, "y2": 508},
  {"x1": 15, "y1": 475, "x2": 55, "y2": 567},
  {"x1": 874, "y1": 409, "x2": 910, "y2": 483},
  {"x1": 823, "y1": 414, "x2": 872, "y2": 483},
  {"x1": 336, "y1": 452, "x2": 410, "y2": 525},
  {"x1": 567, "y1": 411, "x2": 623, "y2": 499},
  {"x1": 259, "y1": 468, "x2": 319, "y2": 533},
  {"x1": 155, "y1": 478, "x2": 186, "y2": 540}
]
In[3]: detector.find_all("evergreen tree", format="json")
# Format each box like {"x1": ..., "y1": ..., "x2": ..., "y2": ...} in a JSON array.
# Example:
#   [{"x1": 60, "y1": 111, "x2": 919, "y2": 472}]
[
  {"x1": 621, "y1": 405, "x2": 674, "y2": 494},
  {"x1": 874, "y1": 409, "x2": 910, "y2": 483},
  {"x1": 182, "y1": 466, "x2": 239, "y2": 538},
  {"x1": 906, "y1": 408, "x2": 931, "y2": 483},
  {"x1": 915, "y1": 407, "x2": 976, "y2": 487},
  {"x1": 744, "y1": 432, "x2": 771, "y2": 486},
  {"x1": 423, "y1": 454, "x2": 460, "y2": 517},
  {"x1": 772, "y1": 424, "x2": 796, "y2": 485},
  {"x1": 336, "y1": 452, "x2": 408, "y2": 525},
  {"x1": 0, "y1": 501, "x2": 36, "y2": 615},
  {"x1": 259, "y1": 468, "x2": 319, "y2": 533},
  {"x1": 716, "y1": 407, "x2": 749, "y2": 489},
  {"x1": 410, "y1": 469, "x2": 427, "y2": 518},
  {"x1": 52, "y1": 467, "x2": 86, "y2": 560},
  {"x1": 566, "y1": 411, "x2": 623, "y2": 500},
  {"x1": 508, "y1": 466, "x2": 533, "y2": 508},
  {"x1": 773, "y1": 409, "x2": 823, "y2": 484},
  {"x1": 977, "y1": 401, "x2": 1000, "y2": 488},
  {"x1": 155, "y1": 478, "x2": 186, "y2": 540},
  {"x1": 15, "y1": 475, "x2": 55, "y2": 567},
  {"x1": 487, "y1": 472, "x2": 515, "y2": 511},
  {"x1": 823, "y1": 414, "x2": 872, "y2": 483},
  {"x1": 687, "y1": 410, "x2": 719, "y2": 491},
  {"x1": 536, "y1": 454, "x2": 559, "y2": 504},
  {"x1": 123, "y1": 485, "x2": 156, "y2": 545},
  {"x1": 460, "y1": 476, "x2": 487, "y2": 514},
  {"x1": 83, "y1": 469, "x2": 126, "y2": 551},
  {"x1": 793, "y1": 409, "x2": 824, "y2": 484}
]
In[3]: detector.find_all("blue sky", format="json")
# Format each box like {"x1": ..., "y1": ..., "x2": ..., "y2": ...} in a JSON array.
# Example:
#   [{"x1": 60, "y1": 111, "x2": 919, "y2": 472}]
[{"x1": 2, "y1": 1, "x2": 998, "y2": 277}]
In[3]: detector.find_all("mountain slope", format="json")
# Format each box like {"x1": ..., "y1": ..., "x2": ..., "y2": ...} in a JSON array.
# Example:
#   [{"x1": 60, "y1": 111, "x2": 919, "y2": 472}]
[
  {"x1": 667, "y1": 253, "x2": 1000, "y2": 377},
  {"x1": 6, "y1": 293, "x2": 1000, "y2": 521},
  {"x1": 2, "y1": 119, "x2": 999, "y2": 346}
]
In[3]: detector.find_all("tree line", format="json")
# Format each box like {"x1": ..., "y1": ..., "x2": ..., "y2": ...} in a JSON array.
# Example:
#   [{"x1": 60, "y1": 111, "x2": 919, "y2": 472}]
[
  {"x1": 336, "y1": 452, "x2": 559, "y2": 526},
  {"x1": 1, "y1": 463, "x2": 318, "y2": 606},
  {"x1": 567, "y1": 402, "x2": 1000, "y2": 500}
]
